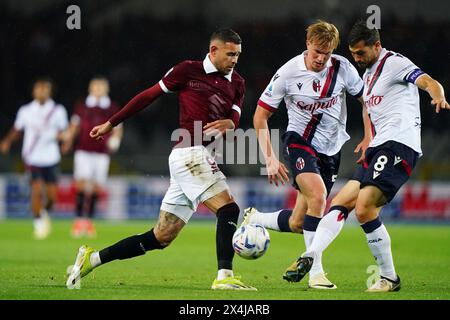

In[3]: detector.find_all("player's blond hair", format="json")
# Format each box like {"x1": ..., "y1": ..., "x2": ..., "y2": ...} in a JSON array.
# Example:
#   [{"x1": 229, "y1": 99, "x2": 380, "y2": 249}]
[{"x1": 306, "y1": 20, "x2": 340, "y2": 49}]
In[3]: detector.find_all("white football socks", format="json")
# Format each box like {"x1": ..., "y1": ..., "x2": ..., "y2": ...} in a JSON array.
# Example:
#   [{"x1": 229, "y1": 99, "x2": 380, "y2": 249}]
[
  {"x1": 90, "y1": 251, "x2": 102, "y2": 268},
  {"x1": 217, "y1": 269, "x2": 234, "y2": 280},
  {"x1": 248, "y1": 210, "x2": 282, "y2": 231},
  {"x1": 307, "y1": 209, "x2": 345, "y2": 258},
  {"x1": 364, "y1": 224, "x2": 397, "y2": 281},
  {"x1": 303, "y1": 230, "x2": 324, "y2": 277}
]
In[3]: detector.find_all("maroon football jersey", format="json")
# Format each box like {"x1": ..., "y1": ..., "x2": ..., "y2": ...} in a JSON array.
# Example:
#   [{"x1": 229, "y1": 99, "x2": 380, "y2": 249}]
[
  {"x1": 160, "y1": 59, "x2": 245, "y2": 146},
  {"x1": 73, "y1": 98, "x2": 120, "y2": 154}
]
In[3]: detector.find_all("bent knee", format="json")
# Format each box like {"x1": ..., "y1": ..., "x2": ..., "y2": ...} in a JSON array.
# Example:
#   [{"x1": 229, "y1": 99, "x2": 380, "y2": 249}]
[
  {"x1": 355, "y1": 202, "x2": 376, "y2": 223},
  {"x1": 307, "y1": 193, "x2": 327, "y2": 213}
]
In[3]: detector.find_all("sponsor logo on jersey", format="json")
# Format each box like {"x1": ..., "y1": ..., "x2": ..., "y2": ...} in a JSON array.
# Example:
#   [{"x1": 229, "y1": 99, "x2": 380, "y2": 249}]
[
  {"x1": 297, "y1": 83, "x2": 303, "y2": 91},
  {"x1": 296, "y1": 96, "x2": 338, "y2": 112},
  {"x1": 188, "y1": 80, "x2": 211, "y2": 90},
  {"x1": 295, "y1": 157, "x2": 305, "y2": 171},
  {"x1": 273, "y1": 73, "x2": 280, "y2": 82},
  {"x1": 365, "y1": 94, "x2": 384, "y2": 108},
  {"x1": 312, "y1": 79, "x2": 321, "y2": 92}
]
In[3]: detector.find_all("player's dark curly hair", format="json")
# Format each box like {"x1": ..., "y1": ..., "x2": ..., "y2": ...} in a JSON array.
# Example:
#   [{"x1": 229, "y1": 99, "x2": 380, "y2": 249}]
[
  {"x1": 210, "y1": 28, "x2": 242, "y2": 44},
  {"x1": 348, "y1": 19, "x2": 380, "y2": 47},
  {"x1": 32, "y1": 76, "x2": 55, "y2": 95}
]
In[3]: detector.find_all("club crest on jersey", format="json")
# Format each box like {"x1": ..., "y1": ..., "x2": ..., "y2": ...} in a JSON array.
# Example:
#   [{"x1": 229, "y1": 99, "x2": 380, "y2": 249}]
[
  {"x1": 295, "y1": 157, "x2": 305, "y2": 171},
  {"x1": 312, "y1": 79, "x2": 321, "y2": 93}
]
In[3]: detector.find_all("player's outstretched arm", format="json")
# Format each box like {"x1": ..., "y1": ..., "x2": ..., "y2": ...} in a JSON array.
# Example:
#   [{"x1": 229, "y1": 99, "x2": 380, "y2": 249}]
[
  {"x1": 89, "y1": 83, "x2": 164, "y2": 141},
  {"x1": 106, "y1": 83, "x2": 165, "y2": 128},
  {"x1": 254, "y1": 105, "x2": 289, "y2": 186},
  {"x1": 415, "y1": 74, "x2": 450, "y2": 113}
]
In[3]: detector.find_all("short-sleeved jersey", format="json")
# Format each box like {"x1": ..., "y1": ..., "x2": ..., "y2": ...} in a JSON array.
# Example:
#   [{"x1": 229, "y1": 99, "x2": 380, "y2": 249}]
[
  {"x1": 14, "y1": 99, "x2": 68, "y2": 166},
  {"x1": 158, "y1": 54, "x2": 245, "y2": 147},
  {"x1": 362, "y1": 48, "x2": 425, "y2": 155},
  {"x1": 258, "y1": 52, "x2": 363, "y2": 156},
  {"x1": 71, "y1": 95, "x2": 120, "y2": 154}
]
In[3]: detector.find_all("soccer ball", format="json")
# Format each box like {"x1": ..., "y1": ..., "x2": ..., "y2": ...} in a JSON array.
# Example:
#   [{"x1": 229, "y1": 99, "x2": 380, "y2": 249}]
[{"x1": 232, "y1": 224, "x2": 270, "y2": 259}]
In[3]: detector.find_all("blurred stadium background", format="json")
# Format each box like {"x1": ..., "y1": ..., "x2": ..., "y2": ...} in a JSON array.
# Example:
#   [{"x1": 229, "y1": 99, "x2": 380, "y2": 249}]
[{"x1": 1, "y1": 0, "x2": 449, "y2": 222}]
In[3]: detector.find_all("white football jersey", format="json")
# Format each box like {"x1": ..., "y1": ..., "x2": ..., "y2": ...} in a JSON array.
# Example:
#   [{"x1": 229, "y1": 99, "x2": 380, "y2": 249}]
[
  {"x1": 14, "y1": 99, "x2": 68, "y2": 166},
  {"x1": 362, "y1": 48, "x2": 425, "y2": 155},
  {"x1": 258, "y1": 51, "x2": 364, "y2": 156}
]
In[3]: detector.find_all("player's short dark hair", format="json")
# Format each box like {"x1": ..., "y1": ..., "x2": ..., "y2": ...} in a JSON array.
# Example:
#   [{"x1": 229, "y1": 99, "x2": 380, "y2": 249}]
[
  {"x1": 32, "y1": 76, "x2": 55, "y2": 94},
  {"x1": 91, "y1": 74, "x2": 109, "y2": 82},
  {"x1": 90, "y1": 75, "x2": 109, "y2": 89},
  {"x1": 33, "y1": 76, "x2": 53, "y2": 86},
  {"x1": 348, "y1": 20, "x2": 380, "y2": 47},
  {"x1": 210, "y1": 28, "x2": 242, "y2": 45}
]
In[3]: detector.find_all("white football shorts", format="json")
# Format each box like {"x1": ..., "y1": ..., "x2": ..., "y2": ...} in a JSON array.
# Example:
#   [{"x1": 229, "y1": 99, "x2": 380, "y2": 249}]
[
  {"x1": 74, "y1": 150, "x2": 110, "y2": 185},
  {"x1": 160, "y1": 145, "x2": 229, "y2": 223}
]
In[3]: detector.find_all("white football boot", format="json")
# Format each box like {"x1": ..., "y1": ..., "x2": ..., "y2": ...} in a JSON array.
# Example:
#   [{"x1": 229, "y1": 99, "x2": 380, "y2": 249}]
[
  {"x1": 366, "y1": 275, "x2": 401, "y2": 292},
  {"x1": 308, "y1": 272, "x2": 337, "y2": 289}
]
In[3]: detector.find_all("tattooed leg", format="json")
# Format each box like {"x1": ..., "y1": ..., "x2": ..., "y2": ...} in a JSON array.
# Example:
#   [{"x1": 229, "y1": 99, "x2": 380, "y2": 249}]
[
  {"x1": 154, "y1": 210, "x2": 186, "y2": 246},
  {"x1": 97, "y1": 210, "x2": 185, "y2": 264}
]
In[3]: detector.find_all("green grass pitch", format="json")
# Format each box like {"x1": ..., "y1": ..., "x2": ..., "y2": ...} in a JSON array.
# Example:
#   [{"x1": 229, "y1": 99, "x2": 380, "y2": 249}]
[{"x1": 0, "y1": 219, "x2": 449, "y2": 300}]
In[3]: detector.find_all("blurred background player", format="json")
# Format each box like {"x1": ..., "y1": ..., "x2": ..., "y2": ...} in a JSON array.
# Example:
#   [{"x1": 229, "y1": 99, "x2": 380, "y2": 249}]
[
  {"x1": 63, "y1": 76, "x2": 123, "y2": 238},
  {"x1": 66, "y1": 29, "x2": 256, "y2": 291},
  {"x1": 243, "y1": 20, "x2": 371, "y2": 289},
  {"x1": 289, "y1": 20, "x2": 450, "y2": 292},
  {"x1": 0, "y1": 78, "x2": 68, "y2": 239}
]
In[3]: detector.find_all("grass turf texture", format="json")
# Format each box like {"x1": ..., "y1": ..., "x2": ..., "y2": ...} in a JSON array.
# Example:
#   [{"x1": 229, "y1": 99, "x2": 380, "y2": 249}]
[{"x1": 0, "y1": 219, "x2": 449, "y2": 300}]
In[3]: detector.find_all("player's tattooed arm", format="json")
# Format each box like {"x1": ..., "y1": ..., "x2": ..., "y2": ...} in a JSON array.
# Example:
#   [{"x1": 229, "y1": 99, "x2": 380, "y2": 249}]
[{"x1": 415, "y1": 74, "x2": 450, "y2": 113}]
